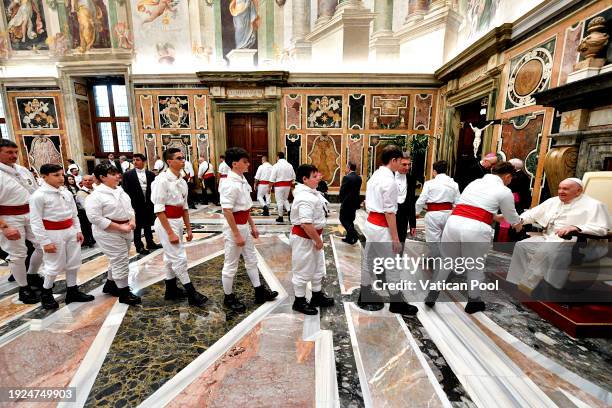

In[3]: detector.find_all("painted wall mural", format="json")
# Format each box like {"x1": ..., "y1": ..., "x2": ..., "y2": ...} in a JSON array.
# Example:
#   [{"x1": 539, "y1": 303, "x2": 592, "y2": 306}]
[
  {"x1": 284, "y1": 94, "x2": 301, "y2": 130},
  {"x1": 307, "y1": 95, "x2": 342, "y2": 129},
  {"x1": 65, "y1": 0, "x2": 111, "y2": 52},
  {"x1": 158, "y1": 95, "x2": 190, "y2": 128},
  {"x1": 348, "y1": 94, "x2": 365, "y2": 130},
  {"x1": 307, "y1": 133, "x2": 341, "y2": 187},
  {"x1": 413, "y1": 94, "x2": 432, "y2": 130},
  {"x1": 221, "y1": 0, "x2": 259, "y2": 61},
  {"x1": 16, "y1": 97, "x2": 58, "y2": 129},
  {"x1": 23, "y1": 134, "x2": 63, "y2": 171},
  {"x1": 3, "y1": 0, "x2": 48, "y2": 51},
  {"x1": 370, "y1": 94, "x2": 410, "y2": 130},
  {"x1": 504, "y1": 37, "x2": 555, "y2": 111},
  {"x1": 558, "y1": 21, "x2": 584, "y2": 86}
]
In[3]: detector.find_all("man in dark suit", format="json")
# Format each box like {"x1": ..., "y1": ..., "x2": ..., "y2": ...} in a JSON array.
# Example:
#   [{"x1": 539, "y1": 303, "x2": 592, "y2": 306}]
[
  {"x1": 106, "y1": 153, "x2": 123, "y2": 174},
  {"x1": 395, "y1": 153, "x2": 417, "y2": 243},
  {"x1": 339, "y1": 162, "x2": 362, "y2": 244},
  {"x1": 122, "y1": 153, "x2": 160, "y2": 255}
]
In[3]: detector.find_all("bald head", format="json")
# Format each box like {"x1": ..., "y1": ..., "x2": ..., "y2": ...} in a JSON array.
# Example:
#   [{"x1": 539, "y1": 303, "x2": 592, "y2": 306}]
[
  {"x1": 81, "y1": 174, "x2": 94, "y2": 189},
  {"x1": 558, "y1": 178, "x2": 583, "y2": 203},
  {"x1": 481, "y1": 153, "x2": 498, "y2": 169}
]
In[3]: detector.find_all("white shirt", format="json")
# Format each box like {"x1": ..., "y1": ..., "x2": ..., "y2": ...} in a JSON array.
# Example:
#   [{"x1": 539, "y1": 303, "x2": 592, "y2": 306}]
[
  {"x1": 395, "y1": 172, "x2": 408, "y2": 204},
  {"x1": 198, "y1": 160, "x2": 214, "y2": 178},
  {"x1": 254, "y1": 162, "x2": 273, "y2": 182},
  {"x1": 184, "y1": 160, "x2": 194, "y2": 178},
  {"x1": 135, "y1": 168, "x2": 148, "y2": 194},
  {"x1": 521, "y1": 194, "x2": 611, "y2": 239},
  {"x1": 29, "y1": 182, "x2": 81, "y2": 245},
  {"x1": 218, "y1": 161, "x2": 230, "y2": 176},
  {"x1": 365, "y1": 166, "x2": 398, "y2": 214},
  {"x1": 75, "y1": 186, "x2": 92, "y2": 210},
  {"x1": 415, "y1": 173, "x2": 460, "y2": 213},
  {"x1": 270, "y1": 158, "x2": 296, "y2": 183},
  {"x1": 154, "y1": 159, "x2": 165, "y2": 172},
  {"x1": 85, "y1": 184, "x2": 135, "y2": 231},
  {"x1": 290, "y1": 183, "x2": 327, "y2": 230},
  {"x1": 458, "y1": 174, "x2": 520, "y2": 224},
  {"x1": 121, "y1": 161, "x2": 133, "y2": 172},
  {"x1": 151, "y1": 169, "x2": 188, "y2": 213},
  {"x1": 219, "y1": 170, "x2": 253, "y2": 212},
  {"x1": 0, "y1": 162, "x2": 37, "y2": 206}
]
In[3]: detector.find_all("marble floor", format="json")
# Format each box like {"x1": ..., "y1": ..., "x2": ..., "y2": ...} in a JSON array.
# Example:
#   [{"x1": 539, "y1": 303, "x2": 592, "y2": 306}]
[{"x1": 0, "y1": 204, "x2": 609, "y2": 407}]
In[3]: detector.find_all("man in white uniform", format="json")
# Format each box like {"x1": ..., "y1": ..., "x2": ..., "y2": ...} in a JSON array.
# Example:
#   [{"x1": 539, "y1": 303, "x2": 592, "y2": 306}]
[
  {"x1": 426, "y1": 162, "x2": 522, "y2": 313},
  {"x1": 183, "y1": 158, "x2": 196, "y2": 209},
  {"x1": 358, "y1": 145, "x2": 418, "y2": 316},
  {"x1": 119, "y1": 156, "x2": 133, "y2": 173},
  {"x1": 219, "y1": 147, "x2": 278, "y2": 313},
  {"x1": 254, "y1": 155, "x2": 273, "y2": 216},
  {"x1": 290, "y1": 164, "x2": 334, "y2": 315},
  {"x1": 0, "y1": 139, "x2": 43, "y2": 303},
  {"x1": 197, "y1": 154, "x2": 219, "y2": 206},
  {"x1": 415, "y1": 160, "x2": 460, "y2": 242},
  {"x1": 86, "y1": 163, "x2": 141, "y2": 305},
  {"x1": 507, "y1": 178, "x2": 611, "y2": 292},
  {"x1": 153, "y1": 155, "x2": 165, "y2": 175},
  {"x1": 30, "y1": 164, "x2": 94, "y2": 309},
  {"x1": 270, "y1": 151, "x2": 295, "y2": 223},
  {"x1": 151, "y1": 148, "x2": 208, "y2": 307},
  {"x1": 218, "y1": 155, "x2": 230, "y2": 187}
]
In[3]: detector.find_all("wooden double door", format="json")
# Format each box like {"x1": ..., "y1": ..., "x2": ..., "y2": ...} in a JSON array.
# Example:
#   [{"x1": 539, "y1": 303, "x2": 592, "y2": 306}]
[{"x1": 226, "y1": 113, "x2": 268, "y2": 192}]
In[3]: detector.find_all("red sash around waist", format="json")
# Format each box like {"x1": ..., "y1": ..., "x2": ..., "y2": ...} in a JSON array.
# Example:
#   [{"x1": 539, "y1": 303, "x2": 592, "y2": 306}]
[
  {"x1": 220, "y1": 174, "x2": 227, "y2": 179},
  {"x1": 427, "y1": 202, "x2": 453, "y2": 211},
  {"x1": 233, "y1": 210, "x2": 250, "y2": 225},
  {"x1": 111, "y1": 219, "x2": 130, "y2": 224},
  {"x1": 43, "y1": 218, "x2": 73, "y2": 230},
  {"x1": 291, "y1": 225, "x2": 323, "y2": 239},
  {"x1": 275, "y1": 181, "x2": 292, "y2": 187},
  {"x1": 367, "y1": 212, "x2": 389, "y2": 228},
  {"x1": 0, "y1": 204, "x2": 30, "y2": 216},
  {"x1": 451, "y1": 204, "x2": 493, "y2": 225},
  {"x1": 203, "y1": 173, "x2": 215, "y2": 179},
  {"x1": 164, "y1": 205, "x2": 184, "y2": 219},
  {"x1": 258, "y1": 180, "x2": 270, "y2": 185}
]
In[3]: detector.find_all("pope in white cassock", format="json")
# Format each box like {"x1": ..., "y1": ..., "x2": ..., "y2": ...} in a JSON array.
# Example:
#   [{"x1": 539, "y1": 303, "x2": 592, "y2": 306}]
[{"x1": 507, "y1": 178, "x2": 611, "y2": 292}]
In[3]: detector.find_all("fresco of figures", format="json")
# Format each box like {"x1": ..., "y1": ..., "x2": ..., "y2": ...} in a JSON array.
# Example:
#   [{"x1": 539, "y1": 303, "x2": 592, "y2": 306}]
[{"x1": 3, "y1": 0, "x2": 48, "y2": 51}]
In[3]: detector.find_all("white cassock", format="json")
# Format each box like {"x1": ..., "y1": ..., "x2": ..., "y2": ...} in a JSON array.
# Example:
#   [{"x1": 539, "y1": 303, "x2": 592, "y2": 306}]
[
  {"x1": 507, "y1": 194, "x2": 611, "y2": 290},
  {"x1": 151, "y1": 170, "x2": 191, "y2": 284},
  {"x1": 290, "y1": 183, "x2": 327, "y2": 297},
  {"x1": 85, "y1": 184, "x2": 135, "y2": 288},
  {"x1": 218, "y1": 161, "x2": 230, "y2": 187},
  {"x1": 0, "y1": 162, "x2": 43, "y2": 287},
  {"x1": 436, "y1": 174, "x2": 520, "y2": 298},
  {"x1": 219, "y1": 171, "x2": 261, "y2": 294},
  {"x1": 361, "y1": 166, "x2": 399, "y2": 290},
  {"x1": 254, "y1": 161, "x2": 273, "y2": 208},
  {"x1": 415, "y1": 173, "x2": 460, "y2": 242},
  {"x1": 29, "y1": 182, "x2": 82, "y2": 288},
  {"x1": 271, "y1": 158, "x2": 295, "y2": 217}
]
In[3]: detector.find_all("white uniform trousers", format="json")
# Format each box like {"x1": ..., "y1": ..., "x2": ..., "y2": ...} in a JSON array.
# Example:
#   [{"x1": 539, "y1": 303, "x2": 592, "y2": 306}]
[
  {"x1": 0, "y1": 214, "x2": 43, "y2": 286},
  {"x1": 274, "y1": 186, "x2": 291, "y2": 216},
  {"x1": 154, "y1": 218, "x2": 191, "y2": 285},
  {"x1": 257, "y1": 184, "x2": 271, "y2": 207},
  {"x1": 361, "y1": 220, "x2": 401, "y2": 294},
  {"x1": 41, "y1": 227, "x2": 81, "y2": 288},
  {"x1": 424, "y1": 210, "x2": 451, "y2": 242},
  {"x1": 94, "y1": 228, "x2": 132, "y2": 288},
  {"x1": 434, "y1": 215, "x2": 492, "y2": 298},
  {"x1": 221, "y1": 223, "x2": 261, "y2": 294},
  {"x1": 291, "y1": 234, "x2": 325, "y2": 297}
]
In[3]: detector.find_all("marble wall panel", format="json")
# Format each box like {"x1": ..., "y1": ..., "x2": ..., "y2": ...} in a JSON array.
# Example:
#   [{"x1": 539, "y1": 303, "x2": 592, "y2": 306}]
[
  {"x1": 368, "y1": 134, "x2": 407, "y2": 176},
  {"x1": 77, "y1": 98, "x2": 95, "y2": 154},
  {"x1": 196, "y1": 133, "x2": 209, "y2": 162},
  {"x1": 140, "y1": 94, "x2": 155, "y2": 129},
  {"x1": 346, "y1": 134, "x2": 364, "y2": 175},
  {"x1": 307, "y1": 133, "x2": 341, "y2": 187},
  {"x1": 558, "y1": 21, "x2": 584, "y2": 86},
  {"x1": 15, "y1": 97, "x2": 59, "y2": 129},
  {"x1": 194, "y1": 95, "x2": 207, "y2": 130},
  {"x1": 500, "y1": 112, "x2": 544, "y2": 178},
  {"x1": 158, "y1": 95, "x2": 190, "y2": 129},
  {"x1": 306, "y1": 95, "x2": 343, "y2": 129},
  {"x1": 369, "y1": 94, "x2": 410, "y2": 130},
  {"x1": 285, "y1": 133, "x2": 301, "y2": 170},
  {"x1": 23, "y1": 135, "x2": 63, "y2": 172},
  {"x1": 284, "y1": 94, "x2": 302, "y2": 130},
  {"x1": 161, "y1": 133, "x2": 192, "y2": 162},
  {"x1": 348, "y1": 94, "x2": 366, "y2": 130},
  {"x1": 413, "y1": 93, "x2": 433, "y2": 130},
  {"x1": 144, "y1": 133, "x2": 157, "y2": 169}
]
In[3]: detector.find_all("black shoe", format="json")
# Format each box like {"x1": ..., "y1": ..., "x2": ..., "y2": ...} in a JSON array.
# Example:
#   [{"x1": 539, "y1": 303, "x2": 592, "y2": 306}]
[
  {"x1": 310, "y1": 291, "x2": 334, "y2": 307},
  {"x1": 18, "y1": 286, "x2": 40, "y2": 304},
  {"x1": 40, "y1": 288, "x2": 59, "y2": 309},
  {"x1": 136, "y1": 247, "x2": 150, "y2": 255},
  {"x1": 65, "y1": 286, "x2": 95, "y2": 304},
  {"x1": 118, "y1": 286, "x2": 142, "y2": 306},
  {"x1": 103, "y1": 279, "x2": 120, "y2": 297},
  {"x1": 275, "y1": 216, "x2": 284, "y2": 223},
  {"x1": 287, "y1": 210, "x2": 291, "y2": 219},
  {"x1": 254, "y1": 285, "x2": 278, "y2": 304},
  {"x1": 26, "y1": 273, "x2": 44, "y2": 289},
  {"x1": 424, "y1": 290, "x2": 439, "y2": 308},
  {"x1": 8, "y1": 274, "x2": 15, "y2": 282},
  {"x1": 147, "y1": 242, "x2": 162, "y2": 250},
  {"x1": 464, "y1": 299, "x2": 486, "y2": 314},
  {"x1": 164, "y1": 278, "x2": 187, "y2": 300},
  {"x1": 262, "y1": 206, "x2": 270, "y2": 216},
  {"x1": 184, "y1": 282, "x2": 208, "y2": 307},
  {"x1": 223, "y1": 293, "x2": 246, "y2": 312},
  {"x1": 356, "y1": 285, "x2": 384, "y2": 311},
  {"x1": 388, "y1": 293, "x2": 418, "y2": 315},
  {"x1": 292, "y1": 297, "x2": 318, "y2": 315}
]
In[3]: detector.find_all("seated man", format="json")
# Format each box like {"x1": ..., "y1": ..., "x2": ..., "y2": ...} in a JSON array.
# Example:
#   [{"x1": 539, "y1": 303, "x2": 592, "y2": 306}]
[{"x1": 507, "y1": 178, "x2": 611, "y2": 292}]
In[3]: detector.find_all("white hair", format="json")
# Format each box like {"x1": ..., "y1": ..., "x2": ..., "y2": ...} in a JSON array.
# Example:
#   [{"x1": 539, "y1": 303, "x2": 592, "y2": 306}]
[{"x1": 508, "y1": 158, "x2": 523, "y2": 170}]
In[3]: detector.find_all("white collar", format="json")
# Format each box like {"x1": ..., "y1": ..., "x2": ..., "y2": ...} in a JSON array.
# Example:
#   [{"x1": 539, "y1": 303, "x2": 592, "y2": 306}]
[
  {"x1": 379, "y1": 166, "x2": 394, "y2": 177},
  {"x1": 163, "y1": 169, "x2": 181, "y2": 181},
  {"x1": 0, "y1": 162, "x2": 18, "y2": 175},
  {"x1": 483, "y1": 174, "x2": 503, "y2": 185},
  {"x1": 136, "y1": 168, "x2": 146, "y2": 173},
  {"x1": 228, "y1": 170, "x2": 247, "y2": 183},
  {"x1": 39, "y1": 181, "x2": 63, "y2": 193}
]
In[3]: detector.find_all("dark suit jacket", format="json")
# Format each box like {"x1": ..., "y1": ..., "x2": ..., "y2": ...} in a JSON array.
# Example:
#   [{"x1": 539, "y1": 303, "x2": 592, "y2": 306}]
[
  {"x1": 105, "y1": 159, "x2": 123, "y2": 174},
  {"x1": 339, "y1": 171, "x2": 362, "y2": 210},
  {"x1": 122, "y1": 169, "x2": 155, "y2": 226},
  {"x1": 397, "y1": 173, "x2": 417, "y2": 229}
]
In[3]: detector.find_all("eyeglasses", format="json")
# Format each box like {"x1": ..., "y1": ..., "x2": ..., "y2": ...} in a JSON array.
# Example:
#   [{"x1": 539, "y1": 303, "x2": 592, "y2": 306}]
[{"x1": 173, "y1": 156, "x2": 186, "y2": 161}]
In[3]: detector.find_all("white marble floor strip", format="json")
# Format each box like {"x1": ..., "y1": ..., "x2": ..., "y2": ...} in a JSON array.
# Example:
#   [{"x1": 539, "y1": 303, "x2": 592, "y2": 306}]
[
  {"x1": 344, "y1": 302, "x2": 374, "y2": 408},
  {"x1": 315, "y1": 329, "x2": 340, "y2": 408},
  {"x1": 330, "y1": 234, "x2": 361, "y2": 295},
  {"x1": 417, "y1": 302, "x2": 557, "y2": 408}
]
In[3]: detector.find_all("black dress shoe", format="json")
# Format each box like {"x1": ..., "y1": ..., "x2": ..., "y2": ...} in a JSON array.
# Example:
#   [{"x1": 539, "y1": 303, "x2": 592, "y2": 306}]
[
  {"x1": 424, "y1": 290, "x2": 439, "y2": 308},
  {"x1": 8, "y1": 274, "x2": 15, "y2": 282},
  {"x1": 26, "y1": 273, "x2": 44, "y2": 289},
  {"x1": 254, "y1": 285, "x2": 278, "y2": 304},
  {"x1": 184, "y1": 282, "x2": 208, "y2": 307},
  {"x1": 118, "y1": 286, "x2": 142, "y2": 306},
  {"x1": 388, "y1": 293, "x2": 418, "y2": 316},
  {"x1": 41, "y1": 288, "x2": 59, "y2": 310},
  {"x1": 147, "y1": 242, "x2": 162, "y2": 250},
  {"x1": 310, "y1": 291, "x2": 334, "y2": 307},
  {"x1": 464, "y1": 299, "x2": 486, "y2": 314},
  {"x1": 65, "y1": 286, "x2": 95, "y2": 304},
  {"x1": 356, "y1": 285, "x2": 384, "y2": 311},
  {"x1": 223, "y1": 293, "x2": 246, "y2": 312},
  {"x1": 103, "y1": 279, "x2": 120, "y2": 297},
  {"x1": 292, "y1": 297, "x2": 318, "y2": 315},
  {"x1": 137, "y1": 247, "x2": 150, "y2": 255},
  {"x1": 262, "y1": 206, "x2": 270, "y2": 216},
  {"x1": 275, "y1": 216, "x2": 284, "y2": 223},
  {"x1": 18, "y1": 286, "x2": 40, "y2": 304},
  {"x1": 164, "y1": 278, "x2": 186, "y2": 300}
]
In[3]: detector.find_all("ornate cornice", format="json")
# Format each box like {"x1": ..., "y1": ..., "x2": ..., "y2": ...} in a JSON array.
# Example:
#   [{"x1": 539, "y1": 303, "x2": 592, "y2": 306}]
[
  {"x1": 532, "y1": 71, "x2": 612, "y2": 113},
  {"x1": 196, "y1": 71, "x2": 290, "y2": 87}
]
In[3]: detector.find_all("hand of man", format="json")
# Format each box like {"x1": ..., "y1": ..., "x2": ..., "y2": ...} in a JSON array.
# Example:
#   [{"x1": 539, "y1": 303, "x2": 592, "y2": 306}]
[
  {"x1": 251, "y1": 227, "x2": 259, "y2": 239},
  {"x1": 392, "y1": 239, "x2": 402, "y2": 254},
  {"x1": 314, "y1": 239, "x2": 324, "y2": 251},
  {"x1": 128, "y1": 221, "x2": 136, "y2": 231},
  {"x1": 556, "y1": 225, "x2": 579, "y2": 238},
  {"x1": 77, "y1": 232, "x2": 84, "y2": 244},
  {"x1": 513, "y1": 222, "x2": 523, "y2": 233},
  {"x1": 44, "y1": 243, "x2": 57, "y2": 253},
  {"x1": 234, "y1": 232, "x2": 245, "y2": 247},
  {"x1": 410, "y1": 228, "x2": 417, "y2": 237},
  {"x1": 186, "y1": 229, "x2": 193, "y2": 242},
  {"x1": 493, "y1": 214, "x2": 505, "y2": 223},
  {"x1": 168, "y1": 231, "x2": 180, "y2": 244},
  {"x1": 2, "y1": 227, "x2": 21, "y2": 241}
]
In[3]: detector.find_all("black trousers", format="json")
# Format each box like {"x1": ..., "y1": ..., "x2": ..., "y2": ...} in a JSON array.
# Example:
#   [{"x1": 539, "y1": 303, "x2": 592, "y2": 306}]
[
  {"x1": 134, "y1": 223, "x2": 155, "y2": 249},
  {"x1": 396, "y1": 206, "x2": 409, "y2": 244},
  {"x1": 78, "y1": 209, "x2": 95, "y2": 246},
  {"x1": 187, "y1": 181, "x2": 197, "y2": 208},
  {"x1": 201, "y1": 177, "x2": 219, "y2": 204},
  {"x1": 339, "y1": 206, "x2": 358, "y2": 242}
]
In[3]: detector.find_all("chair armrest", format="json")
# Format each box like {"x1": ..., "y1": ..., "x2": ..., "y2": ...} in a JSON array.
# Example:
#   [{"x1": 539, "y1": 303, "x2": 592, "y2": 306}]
[{"x1": 561, "y1": 231, "x2": 612, "y2": 241}]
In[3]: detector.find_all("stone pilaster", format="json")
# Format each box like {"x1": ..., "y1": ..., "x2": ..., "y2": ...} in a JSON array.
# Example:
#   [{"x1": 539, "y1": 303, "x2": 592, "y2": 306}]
[
  {"x1": 290, "y1": 0, "x2": 312, "y2": 63},
  {"x1": 370, "y1": 0, "x2": 399, "y2": 64},
  {"x1": 405, "y1": 0, "x2": 430, "y2": 24}
]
